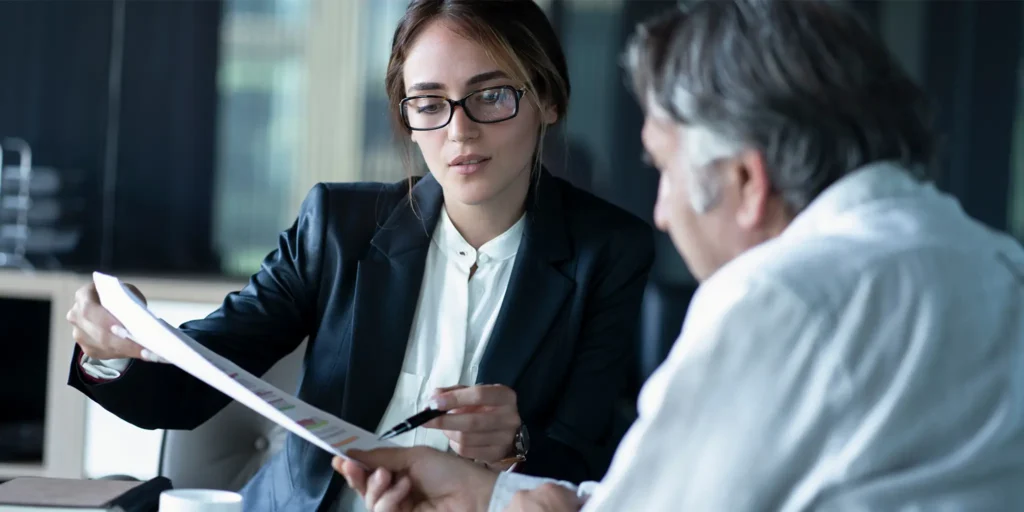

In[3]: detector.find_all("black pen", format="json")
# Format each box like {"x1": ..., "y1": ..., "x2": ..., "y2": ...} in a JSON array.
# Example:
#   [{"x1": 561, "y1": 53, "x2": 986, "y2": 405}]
[{"x1": 378, "y1": 408, "x2": 447, "y2": 441}]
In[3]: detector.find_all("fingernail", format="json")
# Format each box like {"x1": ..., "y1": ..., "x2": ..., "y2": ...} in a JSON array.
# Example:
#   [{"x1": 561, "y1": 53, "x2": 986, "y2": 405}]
[
  {"x1": 141, "y1": 349, "x2": 166, "y2": 363},
  {"x1": 427, "y1": 397, "x2": 445, "y2": 410},
  {"x1": 110, "y1": 325, "x2": 133, "y2": 340}
]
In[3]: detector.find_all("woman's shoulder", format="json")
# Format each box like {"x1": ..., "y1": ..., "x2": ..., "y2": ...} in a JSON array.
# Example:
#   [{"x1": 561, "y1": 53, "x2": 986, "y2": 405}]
[
  {"x1": 315, "y1": 178, "x2": 417, "y2": 205},
  {"x1": 299, "y1": 177, "x2": 419, "y2": 218},
  {"x1": 294, "y1": 177, "x2": 419, "y2": 250}
]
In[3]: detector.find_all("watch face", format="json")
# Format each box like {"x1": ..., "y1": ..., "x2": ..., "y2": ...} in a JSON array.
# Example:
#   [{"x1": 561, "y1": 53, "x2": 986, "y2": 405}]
[{"x1": 517, "y1": 424, "x2": 530, "y2": 453}]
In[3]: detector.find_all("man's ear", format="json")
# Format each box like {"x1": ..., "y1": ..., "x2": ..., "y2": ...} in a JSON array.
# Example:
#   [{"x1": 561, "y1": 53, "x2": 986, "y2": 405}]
[{"x1": 733, "y1": 150, "x2": 771, "y2": 230}]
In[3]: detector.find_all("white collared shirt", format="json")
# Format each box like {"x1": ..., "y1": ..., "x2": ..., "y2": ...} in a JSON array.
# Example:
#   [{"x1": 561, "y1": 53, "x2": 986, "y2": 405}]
[
  {"x1": 84, "y1": 206, "x2": 527, "y2": 512},
  {"x1": 489, "y1": 162, "x2": 1024, "y2": 511},
  {"x1": 370, "y1": 205, "x2": 525, "y2": 450},
  {"x1": 335, "y1": 205, "x2": 526, "y2": 511}
]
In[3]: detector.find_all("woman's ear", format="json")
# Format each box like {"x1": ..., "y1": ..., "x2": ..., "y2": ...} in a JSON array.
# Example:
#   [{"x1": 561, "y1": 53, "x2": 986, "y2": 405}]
[{"x1": 541, "y1": 103, "x2": 559, "y2": 125}]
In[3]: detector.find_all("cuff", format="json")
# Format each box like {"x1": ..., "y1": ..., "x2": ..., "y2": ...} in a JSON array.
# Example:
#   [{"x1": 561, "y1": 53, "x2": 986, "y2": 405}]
[
  {"x1": 80, "y1": 353, "x2": 131, "y2": 381},
  {"x1": 487, "y1": 472, "x2": 575, "y2": 512}
]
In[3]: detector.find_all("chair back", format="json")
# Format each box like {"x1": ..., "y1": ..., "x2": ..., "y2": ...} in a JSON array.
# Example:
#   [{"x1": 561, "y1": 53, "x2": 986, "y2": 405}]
[{"x1": 158, "y1": 341, "x2": 306, "y2": 491}]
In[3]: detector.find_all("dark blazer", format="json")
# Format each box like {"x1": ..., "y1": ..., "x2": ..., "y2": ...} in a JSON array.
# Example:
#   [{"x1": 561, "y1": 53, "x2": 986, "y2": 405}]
[{"x1": 69, "y1": 169, "x2": 654, "y2": 511}]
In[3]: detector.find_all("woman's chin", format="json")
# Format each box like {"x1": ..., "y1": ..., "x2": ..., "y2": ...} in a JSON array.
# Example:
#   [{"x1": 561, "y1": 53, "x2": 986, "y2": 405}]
[{"x1": 447, "y1": 186, "x2": 496, "y2": 207}]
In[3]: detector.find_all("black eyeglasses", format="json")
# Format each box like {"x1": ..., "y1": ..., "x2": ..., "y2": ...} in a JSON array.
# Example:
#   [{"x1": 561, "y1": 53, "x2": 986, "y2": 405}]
[{"x1": 400, "y1": 85, "x2": 527, "y2": 131}]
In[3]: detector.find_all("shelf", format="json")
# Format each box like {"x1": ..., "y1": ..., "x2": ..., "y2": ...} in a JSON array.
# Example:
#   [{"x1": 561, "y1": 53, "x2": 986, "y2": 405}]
[{"x1": 0, "y1": 462, "x2": 46, "y2": 479}]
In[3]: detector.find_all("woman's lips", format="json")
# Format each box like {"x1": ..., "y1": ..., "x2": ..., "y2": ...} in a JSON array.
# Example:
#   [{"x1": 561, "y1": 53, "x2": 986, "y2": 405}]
[{"x1": 449, "y1": 157, "x2": 491, "y2": 175}]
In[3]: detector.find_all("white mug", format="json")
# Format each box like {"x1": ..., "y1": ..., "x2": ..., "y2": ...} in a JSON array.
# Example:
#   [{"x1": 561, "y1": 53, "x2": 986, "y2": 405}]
[{"x1": 159, "y1": 489, "x2": 243, "y2": 512}]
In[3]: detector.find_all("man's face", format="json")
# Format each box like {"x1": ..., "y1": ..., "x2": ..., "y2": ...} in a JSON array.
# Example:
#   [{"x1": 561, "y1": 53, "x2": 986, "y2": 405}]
[{"x1": 641, "y1": 106, "x2": 779, "y2": 281}]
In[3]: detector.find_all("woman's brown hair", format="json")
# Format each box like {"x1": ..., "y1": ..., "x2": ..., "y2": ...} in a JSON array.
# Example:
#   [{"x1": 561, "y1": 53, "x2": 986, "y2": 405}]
[{"x1": 385, "y1": 0, "x2": 571, "y2": 177}]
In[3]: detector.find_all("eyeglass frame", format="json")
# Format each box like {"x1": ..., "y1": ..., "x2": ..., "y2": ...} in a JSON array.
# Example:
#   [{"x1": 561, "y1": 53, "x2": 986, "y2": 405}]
[{"x1": 399, "y1": 85, "x2": 528, "y2": 131}]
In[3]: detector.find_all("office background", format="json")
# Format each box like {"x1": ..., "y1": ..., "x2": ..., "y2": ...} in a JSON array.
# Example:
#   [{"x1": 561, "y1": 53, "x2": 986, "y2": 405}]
[{"x1": 0, "y1": 0, "x2": 1021, "y2": 484}]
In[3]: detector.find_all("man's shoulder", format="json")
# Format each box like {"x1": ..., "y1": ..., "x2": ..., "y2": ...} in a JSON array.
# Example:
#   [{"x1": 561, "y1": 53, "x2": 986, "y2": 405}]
[
  {"x1": 709, "y1": 210, "x2": 1024, "y2": 319},
  {"x1": 704, "y1": 233, "x2": 858, "y2": 307}
]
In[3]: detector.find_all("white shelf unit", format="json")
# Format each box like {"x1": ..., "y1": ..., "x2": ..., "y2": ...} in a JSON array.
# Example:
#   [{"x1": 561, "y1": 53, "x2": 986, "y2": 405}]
[
  {"x1": 0, "y1": 270, "x2": 245, "y2": 481},
  {"x1": 0, "y1": 270, "x2": 82, "y2": 480}
]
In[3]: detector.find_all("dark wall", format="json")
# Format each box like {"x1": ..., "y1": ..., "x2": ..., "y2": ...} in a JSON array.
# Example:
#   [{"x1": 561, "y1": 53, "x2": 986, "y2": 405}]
[
  {"x1": 0, "y1": 1, "x2": 114, "y2": 270},
  {"x1": 923, "y1": 0, "x2": 1023, "y2": 232},
  {"x1": 0, "y1": 0, "x2": 223, "y2": 275}
]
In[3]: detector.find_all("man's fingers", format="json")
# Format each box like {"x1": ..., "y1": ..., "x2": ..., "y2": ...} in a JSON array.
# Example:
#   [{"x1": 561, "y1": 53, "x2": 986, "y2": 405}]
[
  {"x1": 432, "y1": 384, "x2": 517, "y2": 410},
  {"x1": 347, "y1": 447, "x2": 426, "y2": 473},
  {"x1": 333, "y1": 458, "x2": 368, "y2": 495},
  {"x1": 364, "y1": 468, "x2": 392, "y2": 511},
  {"x1": 426, "y1": 410, "x2": 519, "y2": 432},
  {"x1": 373, "y1": 475, "x2": 412, "y2": 512}
]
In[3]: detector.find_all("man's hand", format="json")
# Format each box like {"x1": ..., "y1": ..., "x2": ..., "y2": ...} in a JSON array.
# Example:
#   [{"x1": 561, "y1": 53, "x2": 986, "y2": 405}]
[
  {"x1": 424, "y1": 384, "x2": 521, "y2": 463},
  {"x1": 333, "y1": 446, "x2": 498, "y2": 512},
  {"x1": 507, "y1": 484, "x2": 582, "y2": 512}
]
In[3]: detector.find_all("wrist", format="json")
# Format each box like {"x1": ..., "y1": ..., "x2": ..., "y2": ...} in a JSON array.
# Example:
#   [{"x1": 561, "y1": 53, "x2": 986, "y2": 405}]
[{"x1": 475, "y1": 466, "x2": 500, "y2": 511}]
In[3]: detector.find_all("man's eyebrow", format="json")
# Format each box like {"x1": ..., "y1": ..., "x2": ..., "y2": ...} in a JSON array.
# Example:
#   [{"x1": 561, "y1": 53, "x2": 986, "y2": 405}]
[{"x1": 406, "y1": 70, "x2": 510, "y2": 94}]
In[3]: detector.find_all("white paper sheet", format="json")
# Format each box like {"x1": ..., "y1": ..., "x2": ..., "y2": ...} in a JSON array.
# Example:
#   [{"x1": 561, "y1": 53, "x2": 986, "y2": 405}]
[{"x1": 92, "y1": 271, "x2": 393, "y2": 459}]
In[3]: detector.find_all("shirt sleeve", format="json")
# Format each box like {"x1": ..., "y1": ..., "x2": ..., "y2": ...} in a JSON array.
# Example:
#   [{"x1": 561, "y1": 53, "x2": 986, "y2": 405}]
[
  {"x1": 79, "y1": 354, "x2": 131, "y2": 380},
  {"x1": 578, "y1": 274, "x2": 837, "y2": 511},
  {"x1": 487, "y1": 472, "x2": 595, "y2": 512}
]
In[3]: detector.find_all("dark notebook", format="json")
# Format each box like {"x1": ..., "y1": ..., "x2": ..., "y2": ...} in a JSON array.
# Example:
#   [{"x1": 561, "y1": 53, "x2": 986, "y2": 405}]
[{"x1": 0, "y1": 476, "x2": 171, "y2": 511}]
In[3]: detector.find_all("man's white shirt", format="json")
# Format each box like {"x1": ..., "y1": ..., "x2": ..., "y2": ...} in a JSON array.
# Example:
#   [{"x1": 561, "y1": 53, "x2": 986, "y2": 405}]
[{"x1": 489, "y1": 162, "x2": 1024, "y2": 511}]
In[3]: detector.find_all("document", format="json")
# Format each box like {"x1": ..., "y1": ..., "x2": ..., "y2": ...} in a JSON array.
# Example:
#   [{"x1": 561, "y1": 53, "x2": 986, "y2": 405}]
[{"x1": 92, "y1": 271, "x2": 393, "y2": 459}]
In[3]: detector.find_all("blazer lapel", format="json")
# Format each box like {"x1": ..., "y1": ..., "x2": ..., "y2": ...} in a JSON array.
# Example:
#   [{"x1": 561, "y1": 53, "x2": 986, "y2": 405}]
[
  {"x1": 477, "y1": 171, "x2": 575, "y2": 387},
  {"x1": 340, "y1": 175, "x2": 444, "y2": 432}
]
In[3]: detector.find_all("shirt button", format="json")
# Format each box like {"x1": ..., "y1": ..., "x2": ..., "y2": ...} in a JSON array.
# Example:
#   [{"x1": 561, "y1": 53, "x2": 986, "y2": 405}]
[{"x1": 478, "y1": 254, "x2": 490, "y2": 264}]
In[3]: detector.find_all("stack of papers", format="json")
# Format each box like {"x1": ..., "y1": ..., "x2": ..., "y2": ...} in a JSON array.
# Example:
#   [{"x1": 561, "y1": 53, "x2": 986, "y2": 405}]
[{"x1": 92, "y1": 272, "x2": 392, "y2": 459}]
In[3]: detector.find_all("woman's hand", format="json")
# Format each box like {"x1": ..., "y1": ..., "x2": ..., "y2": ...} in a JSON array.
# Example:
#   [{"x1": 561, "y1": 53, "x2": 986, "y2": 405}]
[
  {"x1": 424, "y1": 384, "x2": 521, "y2": 464},
  {"x1": 66, "y1": 282, "x2": 163, "y2": 362}
]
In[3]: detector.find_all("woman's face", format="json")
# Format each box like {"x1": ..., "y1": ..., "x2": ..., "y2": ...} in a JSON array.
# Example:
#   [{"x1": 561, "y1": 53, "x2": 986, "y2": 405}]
[{"x1": 402, "y1": 20, "x2": 558, "y2": 209}]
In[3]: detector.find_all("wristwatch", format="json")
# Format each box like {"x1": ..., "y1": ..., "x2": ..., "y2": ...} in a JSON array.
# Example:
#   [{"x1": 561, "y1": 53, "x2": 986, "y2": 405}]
[
  {"x1": 487, "y1": 424, "x2": 530, "y2": 471},
  {"x1": 512, "y1": 423, "x2": 530, "y2": 461}
]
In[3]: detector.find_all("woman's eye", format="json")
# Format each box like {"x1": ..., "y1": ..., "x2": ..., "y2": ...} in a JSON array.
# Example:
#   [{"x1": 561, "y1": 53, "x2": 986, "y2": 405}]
[{"x1": 417, "y1": 103, "x2": 442, "y2": 114}]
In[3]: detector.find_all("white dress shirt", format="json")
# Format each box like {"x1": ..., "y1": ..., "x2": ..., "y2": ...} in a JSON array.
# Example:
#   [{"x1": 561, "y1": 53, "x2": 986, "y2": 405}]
[
  {"x1": 333, "y1": 207, "x2": 524, "y2": 510},
  {"x1": 84, "y1": 206, "x2": 527, "y2": 512},
  {"x1": 489, "y1": 162, "x2": 1024, "y2": 511}
]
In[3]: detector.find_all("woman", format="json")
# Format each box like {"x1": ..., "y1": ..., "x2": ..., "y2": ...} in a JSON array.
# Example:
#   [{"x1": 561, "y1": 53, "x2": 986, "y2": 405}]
[{"x1": 66, "y1": 0, "x2": 654, "y2": 510}]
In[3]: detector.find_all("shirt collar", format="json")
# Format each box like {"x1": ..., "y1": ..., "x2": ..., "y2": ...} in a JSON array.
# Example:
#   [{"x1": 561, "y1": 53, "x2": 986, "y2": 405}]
[
  {"x1": 783, "y1": 161, "x2": 933, "y2": 239},
  {"x1": 433, "y1": 206, "x2": 526, "y2": 263}
]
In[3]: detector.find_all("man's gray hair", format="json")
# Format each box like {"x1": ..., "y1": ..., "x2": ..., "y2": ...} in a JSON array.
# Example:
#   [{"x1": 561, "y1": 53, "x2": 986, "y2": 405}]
[{"x1": 625, "y1": 0, "x2": 935, "y2": 214}]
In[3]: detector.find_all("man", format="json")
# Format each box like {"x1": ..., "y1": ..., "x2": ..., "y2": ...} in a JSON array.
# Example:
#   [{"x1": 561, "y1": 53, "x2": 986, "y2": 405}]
[{"x1": 333, "y1": 0, "x2": 1024, "y2": 510}]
